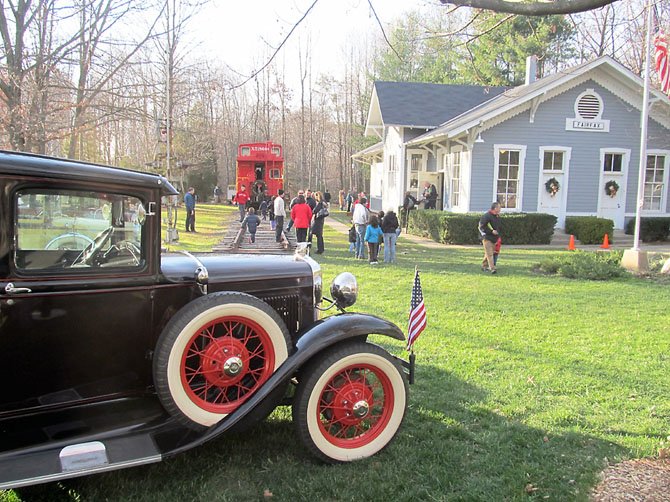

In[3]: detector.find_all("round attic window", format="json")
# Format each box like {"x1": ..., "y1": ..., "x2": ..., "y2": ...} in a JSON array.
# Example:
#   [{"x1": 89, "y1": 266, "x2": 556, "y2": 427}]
[{"x1": 575, "y1": 89, "x2": 603, "y2": 120}]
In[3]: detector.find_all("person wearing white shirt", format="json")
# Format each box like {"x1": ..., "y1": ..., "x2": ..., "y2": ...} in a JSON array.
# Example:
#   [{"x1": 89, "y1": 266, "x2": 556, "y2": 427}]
[
  {"x1": 274, "y1": 189, "x2": 286, "y2": 243},
  {"x1": 352, "y1": 197, "x2": 370, "y2": 259}
]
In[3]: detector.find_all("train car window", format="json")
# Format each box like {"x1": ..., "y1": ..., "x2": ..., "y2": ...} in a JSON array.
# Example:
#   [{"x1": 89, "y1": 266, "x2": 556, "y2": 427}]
[
  {"x1": 270, "y1": 169, "x2": 281, "y2": 179},
  {"x1": 241, "y1": 147, "x2": 250, "y2": 156}
]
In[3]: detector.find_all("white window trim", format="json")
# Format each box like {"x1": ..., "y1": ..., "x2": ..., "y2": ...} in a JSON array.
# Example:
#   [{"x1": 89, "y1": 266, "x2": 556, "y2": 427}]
[
  {"x1": 643, "y1": 149, "x2": 670, "y2": 214},
  {"x1": 406, "y1": 149, "x2": 427, "y2": 196},
  {"x1": 599, "y1": 148, "x2": 629, "y2": 177},
  {"x1": 539, "y1": 146, "x2": 571, "y2": 173},
  {"x1": 406, "y1": 149, "x2": 427, "y2": 172},
  {"x1": 438, "y1": 148, "x2": 448, "y2": 173},
  {"x1": 493, "y1": 144, "x2": 526, "y2": 212},
  {"x1": 386, "y1": 153, "x2": 397, "y2": 190},
  {"x1": 449, "y1": 146, "x2": 464, "y2": 211}
]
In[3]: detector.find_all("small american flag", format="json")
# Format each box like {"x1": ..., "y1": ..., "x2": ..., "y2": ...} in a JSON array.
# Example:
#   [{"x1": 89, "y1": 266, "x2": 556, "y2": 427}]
[
  {"x1": 653, "y1": 5, "x2": 669, "y2": 95},
  {"x1": 407, "y1": 268, "x2": 426, "y2": 351}
]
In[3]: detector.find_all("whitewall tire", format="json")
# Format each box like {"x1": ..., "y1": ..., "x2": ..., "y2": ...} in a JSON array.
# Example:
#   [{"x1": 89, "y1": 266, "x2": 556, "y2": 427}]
[
  {"x1": 153, "y1": 292, "x2": 290, "y2": 428},
  {"x1": 293, "y1": 342, "x2": 408, "y2": 462}
]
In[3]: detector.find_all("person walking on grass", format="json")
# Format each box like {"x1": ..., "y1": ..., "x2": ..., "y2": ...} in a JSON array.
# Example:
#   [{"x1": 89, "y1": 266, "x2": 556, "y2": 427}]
[
  {"x1": 381, "y1": 209, "x2": 399, "y2": 263},
  {"x1": 352, "y1": 196, "x2": 370, "y2": 259},
  {"x1": 479, "y1": 202, "x2": 502, "y2": 274},
  {"x1": 241, "y1": 207, "x2": 261, "y2": 243},
  {"x1": 364, "y1": 215, "x2": 383, "y2": 265},
  {"x1": 184, "y1": 187, "x2": 196, "y2": 232},
  {"x1": 310, "y1": 191, "x2": 328, "y2": 254},
  {"x1": 290, "y1": 194, "x2": 312, "y2": 243}
]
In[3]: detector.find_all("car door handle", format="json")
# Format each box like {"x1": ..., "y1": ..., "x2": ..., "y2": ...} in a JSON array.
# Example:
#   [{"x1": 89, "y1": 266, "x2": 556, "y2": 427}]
[{"x1": 4, "y1": 283, "x2": 32, "y2": 294}]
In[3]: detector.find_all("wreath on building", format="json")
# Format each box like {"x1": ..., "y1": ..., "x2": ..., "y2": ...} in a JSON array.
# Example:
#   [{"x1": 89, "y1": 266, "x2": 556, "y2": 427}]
[
  {"x1": 605, "y1": 180, "x2": 620, "y2": 198},
  {"x1": 545, "y1": 177, "x2": 560, "y2": 197}
]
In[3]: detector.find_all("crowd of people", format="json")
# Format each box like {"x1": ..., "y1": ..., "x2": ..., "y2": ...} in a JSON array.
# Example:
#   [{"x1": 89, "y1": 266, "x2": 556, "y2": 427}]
[
  {"x1": 347, "y1": 191, "x2": 401, "y2": 265},
  {"x1": 184, "y1": 183, "x2": 503, "y2": 273},
  {"x1": 233, "y1": 186, "x2": 331, "y2": 253}
]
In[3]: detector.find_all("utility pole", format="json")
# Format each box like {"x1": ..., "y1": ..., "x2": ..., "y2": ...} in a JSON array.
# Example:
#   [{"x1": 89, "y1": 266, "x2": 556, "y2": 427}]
[{"x1": 164, "y1": 0, "x2": 179, "y2": 243}]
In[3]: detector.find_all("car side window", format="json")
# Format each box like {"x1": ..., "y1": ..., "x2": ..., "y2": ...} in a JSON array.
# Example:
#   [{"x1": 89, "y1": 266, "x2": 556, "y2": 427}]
[{"x1": 15, "y1": 189, "x2": 145, "y2": 272}]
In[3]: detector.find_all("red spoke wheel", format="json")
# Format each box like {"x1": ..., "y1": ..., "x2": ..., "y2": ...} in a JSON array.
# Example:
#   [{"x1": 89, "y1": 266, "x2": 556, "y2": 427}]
[
  {"x1": 293, "y1": 342, "x2": 408, "y2": 463},
  {"x1": 153, "y1": 292, "x2": 290, "y2": 429}
]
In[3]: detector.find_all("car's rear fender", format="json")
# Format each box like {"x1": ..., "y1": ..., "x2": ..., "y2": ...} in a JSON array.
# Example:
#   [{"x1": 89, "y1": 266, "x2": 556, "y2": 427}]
[{"x1": 165, "y1": 312, "x2": 404, "y2": 457}]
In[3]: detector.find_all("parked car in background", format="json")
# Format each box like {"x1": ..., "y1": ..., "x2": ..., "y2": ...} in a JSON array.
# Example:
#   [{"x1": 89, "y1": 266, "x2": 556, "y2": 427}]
[{"x1": 0, "y1": 151, "x2": 412, "y2": 490}]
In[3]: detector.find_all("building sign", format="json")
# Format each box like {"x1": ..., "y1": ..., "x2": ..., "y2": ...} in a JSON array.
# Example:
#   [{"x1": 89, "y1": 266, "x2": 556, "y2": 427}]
[{"x1": 566, "y1": 118, "x2": 609, "y2": 132}]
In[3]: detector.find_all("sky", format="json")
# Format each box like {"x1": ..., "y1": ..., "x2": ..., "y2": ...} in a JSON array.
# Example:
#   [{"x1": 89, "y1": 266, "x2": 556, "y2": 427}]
[{"x1": 193, "y1": 0, "x2": 435, "y2": 83}]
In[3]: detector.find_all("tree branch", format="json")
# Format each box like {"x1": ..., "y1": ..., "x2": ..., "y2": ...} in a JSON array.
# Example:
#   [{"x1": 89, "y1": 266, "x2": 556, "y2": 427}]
[{"x1": 439, "y1": 0, "x2": 619, "y2": 16}]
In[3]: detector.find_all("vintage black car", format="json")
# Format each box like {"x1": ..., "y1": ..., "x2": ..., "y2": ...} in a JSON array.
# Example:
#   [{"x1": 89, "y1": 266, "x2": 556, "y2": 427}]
[{"x1": 0, "y1": 151, "x2": 411, "y2": 489}]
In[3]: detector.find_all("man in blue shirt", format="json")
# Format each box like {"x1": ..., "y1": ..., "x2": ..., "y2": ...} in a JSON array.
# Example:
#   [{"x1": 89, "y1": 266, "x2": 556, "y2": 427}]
[{"x1": 184, "y1": 187, "x2": 196, "y2": 232}]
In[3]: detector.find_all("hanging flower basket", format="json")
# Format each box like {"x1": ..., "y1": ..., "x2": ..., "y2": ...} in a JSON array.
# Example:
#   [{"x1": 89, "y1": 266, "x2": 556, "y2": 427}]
[
  {"x1": 544, "y1": 177, "x2": 560, "y2": 197},
  {"x1": 605, "y1": 180, "x2": 620, "y2": 198}
]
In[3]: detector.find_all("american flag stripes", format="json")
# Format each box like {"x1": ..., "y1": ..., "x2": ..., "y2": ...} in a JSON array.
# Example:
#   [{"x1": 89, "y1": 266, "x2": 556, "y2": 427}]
[
  {"x1": 653, "y1": 5, "x2": 669, "y2": 95},
  {"x1": 407, "y1": 268, "x2": 426, "y2": 351}
]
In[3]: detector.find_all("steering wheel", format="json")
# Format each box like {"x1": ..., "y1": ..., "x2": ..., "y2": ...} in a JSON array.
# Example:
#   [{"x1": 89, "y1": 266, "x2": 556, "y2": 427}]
[
  {"x1": 101, "y1": 240, "x2": 141, "y2": 266},
  {"x1": 44, "y1": 232, "x2": 94, "y2": 251},
  {"x1": 72, "y1": 226, "x2": 114, "y2": 266}
]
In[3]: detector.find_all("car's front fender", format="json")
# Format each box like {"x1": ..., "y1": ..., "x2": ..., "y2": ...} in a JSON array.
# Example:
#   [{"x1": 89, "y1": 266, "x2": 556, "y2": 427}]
[
  {"x1": 166, "y1": 313, "x2": 404, "y2": 457},
  {"x1": 295, "y1": 312, "x2": 404, "y2": 352}
]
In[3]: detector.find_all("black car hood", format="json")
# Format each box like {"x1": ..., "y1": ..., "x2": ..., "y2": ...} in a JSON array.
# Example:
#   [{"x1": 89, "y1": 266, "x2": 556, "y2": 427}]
[{"x1": 160, "y1": 252, "x2": 316, "y2": 285}]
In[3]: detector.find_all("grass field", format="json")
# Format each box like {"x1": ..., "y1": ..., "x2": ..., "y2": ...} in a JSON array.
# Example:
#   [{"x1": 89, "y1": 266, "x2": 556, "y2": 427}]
[{"x1": 5, "y1": 204, "x2": 669, "y2": 501}]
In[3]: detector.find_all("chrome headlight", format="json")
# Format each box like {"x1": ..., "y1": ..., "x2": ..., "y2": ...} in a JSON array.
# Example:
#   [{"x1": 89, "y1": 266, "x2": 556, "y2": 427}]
[{"x1": 330, "y1": 272, "x2": 358, "y2": 308}]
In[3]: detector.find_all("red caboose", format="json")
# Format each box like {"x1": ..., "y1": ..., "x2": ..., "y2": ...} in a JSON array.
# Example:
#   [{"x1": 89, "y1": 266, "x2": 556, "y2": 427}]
[{"x1": 236, "y1": 142, "x2": 284, "y2": 206}]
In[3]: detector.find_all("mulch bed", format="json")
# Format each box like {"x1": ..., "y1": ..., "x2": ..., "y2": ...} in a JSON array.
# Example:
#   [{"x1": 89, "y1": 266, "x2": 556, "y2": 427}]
[{"x1": 590, "y1": 458, "x2": 670, "y2": 501}]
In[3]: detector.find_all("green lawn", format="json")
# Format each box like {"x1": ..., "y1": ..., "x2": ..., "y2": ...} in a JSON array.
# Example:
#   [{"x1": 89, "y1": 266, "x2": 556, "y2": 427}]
[{"x1": 6, "y1": 205, "x2": 669, "y2": 501}]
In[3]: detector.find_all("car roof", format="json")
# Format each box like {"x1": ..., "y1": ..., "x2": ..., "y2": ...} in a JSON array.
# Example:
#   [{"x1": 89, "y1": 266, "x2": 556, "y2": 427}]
[{"x1": 0, "y1": 150, "x2": 178, "y2": 195}]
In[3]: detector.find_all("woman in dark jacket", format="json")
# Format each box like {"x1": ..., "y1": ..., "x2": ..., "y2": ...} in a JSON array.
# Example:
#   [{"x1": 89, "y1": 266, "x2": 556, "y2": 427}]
[
  {"x1": 381, "y1": 210, "x2": 399, "y2": 263},
  {"x1": 310, "y1": 191, "x2": 327, "y2": 254}
]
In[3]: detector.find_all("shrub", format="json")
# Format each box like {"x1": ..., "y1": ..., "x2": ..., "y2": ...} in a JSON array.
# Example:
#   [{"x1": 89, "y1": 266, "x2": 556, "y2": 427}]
[
  {"x1": 624, "y1": 217, "x2": 670, "y2": 242},
  {"x1": 565, "y1": 216, "x2": 613, "y2": 245},
  {"x1": 405, "y1": 211, "x2": 556, "y2": 245},
  {"x1": 442, "y1": 214, "x2": 481, "y2": 244},
  {"x1": 536, "y1": 250, "x2": 627, "y2": 280},
  {"x1": 406, "y1": 209, "x2": 448, "y2": 242},
  {"x1": 499, "y1": 213, "x2": 557, "y2": 244}
]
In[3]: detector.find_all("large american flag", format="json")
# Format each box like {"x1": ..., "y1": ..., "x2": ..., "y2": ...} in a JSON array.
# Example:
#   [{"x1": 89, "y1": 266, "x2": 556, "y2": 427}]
[
  {"x1": 653, "y1": 5, "x2": 669, "y2": 95},
  {"x1": 407, "y1": 269, "x2": 426, "y2": 351}
]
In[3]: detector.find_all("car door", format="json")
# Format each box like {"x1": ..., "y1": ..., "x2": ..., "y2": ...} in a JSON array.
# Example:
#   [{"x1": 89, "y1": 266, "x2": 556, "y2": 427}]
[{"x1": 0, "y1": 182, "x2": 155, "y2": 414}]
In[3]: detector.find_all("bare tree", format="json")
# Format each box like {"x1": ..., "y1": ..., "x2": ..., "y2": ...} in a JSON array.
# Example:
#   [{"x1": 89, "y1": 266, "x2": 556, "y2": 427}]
[
  {"x1": 0, "y1": 1, "x2": 81, "y2": 151},
  {"x1": 66, "y1": 0, "x2": 162, "y2": 160}
]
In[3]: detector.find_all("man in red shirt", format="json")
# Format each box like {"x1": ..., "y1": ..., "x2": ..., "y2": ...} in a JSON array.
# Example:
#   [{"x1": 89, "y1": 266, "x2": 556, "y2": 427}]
[{"x1": 234, "y1": 185, "x2": 250, "y2": 222}]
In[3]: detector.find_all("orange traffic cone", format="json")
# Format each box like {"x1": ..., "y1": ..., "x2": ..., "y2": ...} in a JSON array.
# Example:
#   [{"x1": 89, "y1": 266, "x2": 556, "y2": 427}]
[
  {"x1": 601, "y1": 233, "x2": 610, "y2": 249},
  {"x1": 568, "y1": 234, "x2": 576, "y2": 251}
]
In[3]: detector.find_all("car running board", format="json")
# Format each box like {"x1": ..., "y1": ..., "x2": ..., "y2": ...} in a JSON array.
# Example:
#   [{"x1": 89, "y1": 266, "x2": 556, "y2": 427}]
[{"x1": 0, "y1": 431, "x2": 161, "y2": 490}]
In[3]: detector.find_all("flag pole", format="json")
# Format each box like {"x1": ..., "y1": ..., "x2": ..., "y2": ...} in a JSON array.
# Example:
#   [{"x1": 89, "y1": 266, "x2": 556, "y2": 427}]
[
  {"x1": 408, "y1": 265, "x2": 418, "y2": 384},
  {"x1": 623, "y1": 0, "x2": 653, "y2": 272},
  {"x1": 633, "y1": 0, "x2": 653, "y2": 251}
]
